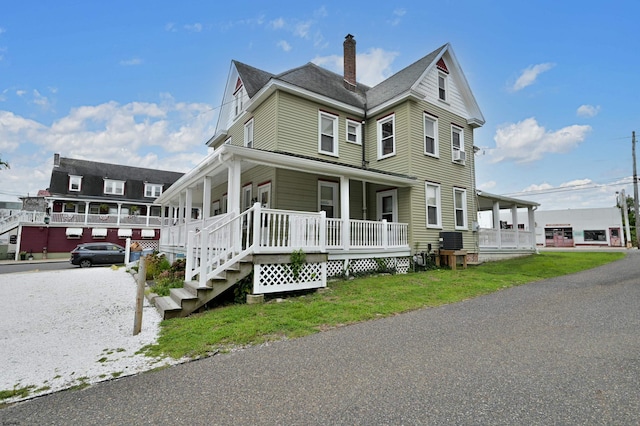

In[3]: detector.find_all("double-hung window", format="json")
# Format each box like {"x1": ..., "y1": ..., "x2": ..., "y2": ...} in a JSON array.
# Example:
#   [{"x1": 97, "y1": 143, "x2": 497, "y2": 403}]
[
  {"x1": 319, "y1": 112, "x2": 338, "y2": 156},
  {"x1": 451, "y1": 125, "x2": 465, "y2": 163},
  {"x1": 234, "y1": 86, "x2": 244, "y2": 117},
  {"x1": 144, "y1": 183, "x2": 162, "y2": 198},
  {"x1": 68, "y1": 175, "x2": 82, "y2": 192},
  {"x1": 377, "y1": 114, "x2": 395, "y2": 159},
  {"x1": 453, "y1": 188, "x2": 467, "y2": 229},
  {"x1": 346, "y1": 119, "x2": 362, "y2": 145},
  {"x1": 424, "y1": 113, "x2": 438, "y2": 156},
  {"x1": 318, "y1": 181, "x2": 338, "y2": 218},
  {"x1": 104, "y1": 179, "x2": 124, "y2": 196},
  {"x1": 425, "y1": 182, "x2": 442, "y2": 228},
  {"x1": 438, "y1": 72, "x2": 448, "y2": 102},
  {"x1": 244, "y1": 119, "x2": 254, "y2": 148}
]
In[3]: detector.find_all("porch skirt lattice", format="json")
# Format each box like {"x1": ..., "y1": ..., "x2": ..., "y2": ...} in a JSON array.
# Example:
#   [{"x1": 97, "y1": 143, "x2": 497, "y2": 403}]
[{"x1": 254, "y1": 262, "x2": 326, "y2": 294}]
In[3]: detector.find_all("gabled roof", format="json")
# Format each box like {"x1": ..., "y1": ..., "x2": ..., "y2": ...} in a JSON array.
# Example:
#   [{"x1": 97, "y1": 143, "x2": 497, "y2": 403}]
[
  {"x1": 366, "y1": 44, "x2": 447, "y2": 109},
  {"x1": 233, "y1": 61, "x2": 274, "y2": 97}
]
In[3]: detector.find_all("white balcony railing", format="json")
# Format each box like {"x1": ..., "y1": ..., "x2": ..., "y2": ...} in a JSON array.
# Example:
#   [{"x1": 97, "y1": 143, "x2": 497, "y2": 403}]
[
  {"x1": 49, "y1": 212, "x2": 163, "y2": 227},
  {"x1": 478, "y1": 228, "x2": 535, "y2": 250}
]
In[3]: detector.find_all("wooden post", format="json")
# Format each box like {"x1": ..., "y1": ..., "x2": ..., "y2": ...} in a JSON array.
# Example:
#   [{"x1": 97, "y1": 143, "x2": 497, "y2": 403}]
[{"x1": 133, "y1": 254, "x2": 147, "y2": 336}]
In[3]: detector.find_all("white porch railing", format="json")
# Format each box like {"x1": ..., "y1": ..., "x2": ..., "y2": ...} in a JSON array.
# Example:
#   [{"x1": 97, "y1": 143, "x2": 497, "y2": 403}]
[
  {"x1": 0, "y1": 211, "x2": 46, "y2": 234},
  {"x1": 185, "y1": 203, "x2": 410, "y2": 286},
  {"x1": 49, "y1": 212, "x2": 164, "y2": 227},
  {"x1": 479, "y1": 228, "x2": 535, "y2": 250}
]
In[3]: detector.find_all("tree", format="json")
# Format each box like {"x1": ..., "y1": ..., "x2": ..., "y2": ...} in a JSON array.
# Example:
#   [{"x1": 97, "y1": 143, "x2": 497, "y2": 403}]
[
  {"x1": 0, "y1": 156, "x2": 8, "y2": 170},
  {"x1": 617, "y1": 195, "x2": 636, "y2": 247}
]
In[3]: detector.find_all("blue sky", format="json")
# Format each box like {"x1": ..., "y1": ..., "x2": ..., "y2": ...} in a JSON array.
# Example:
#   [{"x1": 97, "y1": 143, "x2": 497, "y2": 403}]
[{"x1": 1, "y1": 1, "x2": 639, "y2": 210}]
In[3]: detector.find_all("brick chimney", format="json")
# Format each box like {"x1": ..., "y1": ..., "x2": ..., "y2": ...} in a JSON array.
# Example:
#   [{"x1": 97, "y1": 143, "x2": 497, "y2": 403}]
[
  {"x1": 343, "y1": 34, "x2": 356, "y2": 91},
  {"x1": 53, "y1": 153, "x2": 60, "y2": 167}
]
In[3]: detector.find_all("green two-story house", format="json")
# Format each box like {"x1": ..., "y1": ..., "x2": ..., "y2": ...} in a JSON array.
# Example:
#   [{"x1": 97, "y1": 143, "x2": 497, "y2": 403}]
[{"x1": 153, "y1": 34, "x2": 485, "y2": 318}]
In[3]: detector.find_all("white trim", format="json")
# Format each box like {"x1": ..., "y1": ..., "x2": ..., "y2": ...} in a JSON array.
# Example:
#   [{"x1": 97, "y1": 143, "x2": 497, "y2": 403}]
[
  {"x1": 242, "y1": 184, "x2": 252, "y2": 211},
  {"x1": 257, "y1": 182, "x2": 272, "y2": 208},
  {"x1": 425, "y1": 182, "x2": 442, "y2": 228},
  {"x1": 377, "y1": 189, "x2": 398, "y2": 222},
  {"x1": 377, "y1": 114, "x2": 396, "y2": 160},
  {"x1": 66, "y1": 228, "x2": 83, "y2": 238},
  {"x1": 104, "y1": 179, "x2": 125, "y2": 195},
  {"x1": 318, "y1": 111, "x2": 339, "y2": 157},
  {"x1": 438, "y1": 71, "x2": 448, "y2": 102},
  {"x1": 453, "y1": 187, "x2": 468, "y2": 230},
  {"x1": 346, "y1": 118, "x2": 362, "y2": 145},
  {"x1": 212, "y1": 200, "x2": 221, "y2": 215},
  {"x1": 144, "y1": 183, "x2": 163, "y2": 198},
  {"x1": 451, "y1": 125, "x2": 465, "y2": 164},
  {"x1": 424, "y1": 113, "x2": 439, "y2": 157}
]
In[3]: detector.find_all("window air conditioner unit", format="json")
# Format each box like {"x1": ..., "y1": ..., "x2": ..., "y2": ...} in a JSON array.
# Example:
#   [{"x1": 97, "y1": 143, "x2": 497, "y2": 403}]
[{"x1": 453, "y1": 150, "x2": 466, "y2": 162}]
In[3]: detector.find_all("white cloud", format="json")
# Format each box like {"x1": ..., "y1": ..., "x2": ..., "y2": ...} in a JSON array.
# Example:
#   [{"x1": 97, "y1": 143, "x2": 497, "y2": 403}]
[
  {"x1": 478, "y1": 181, "x2": 496, "y2": 191},
  {"x1": 184, "y1": 23, "x2": 202, "y2": 33},
  {"x1": 576, "y1": 104, "x2": 600, "y2": 118},
  {"x1": 120, "y1": 57, "x2": 143, "y2": 66},
  {"x1": 270, "y1": 18, "x2": 285, "y2": 29},
  {"x1": 390, "y1": 8, "x2": 406, "y2": 26},
  {"x1": 490, "y1": 117, "x2": 591, "y2": 163},
  {"x1": 165, "y1": 23, "x2": 177, "y2": 32},
  {"x1": 32, "y1": 89, "x2": 50, "y2": 109},
  {"x1": 515, "y1": 177, "x2": 627, "y2": 210},
  {"x1": 510, "y1": 62, "x2": 555, "y2": 92},
  {"x1": 314, "y1": 6, "x2": 328, "y2": 18},
  {"x1": 0, "y1": 27, "x2": 5, "y2": 35},
  {"x1": 294, "y1": 21, "x2": 311, "y2": 38},
  {"x1": 312, "y1": 47, "x2": 399, "y2": 87},
  {"x1": 16, "y1": 90, "x2": 26, "y2": 97},
  {"x1": 277, "y1": 40, "x2": 292, "y2": 52},
  {"x1": 0, "y1": 97, "x2": 215, "y2": 200}
]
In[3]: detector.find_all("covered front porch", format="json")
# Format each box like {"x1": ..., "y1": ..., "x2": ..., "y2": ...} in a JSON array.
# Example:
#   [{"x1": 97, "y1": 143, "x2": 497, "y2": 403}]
[
  {"x1": 155, "y1": 145, "x2": 416, "y2": 298},
  {"x1": 476, "y1": 191, "x2": 540, "y2": 262}
]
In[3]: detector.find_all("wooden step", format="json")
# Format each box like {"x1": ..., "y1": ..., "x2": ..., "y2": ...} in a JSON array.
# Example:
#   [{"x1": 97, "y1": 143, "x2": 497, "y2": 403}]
[
  {"x1": 169, "y1": 287, "x2": 199, "y2": 312},
  {"x1": 154, "y1": 296, "x2": 182, "y2": 319}
]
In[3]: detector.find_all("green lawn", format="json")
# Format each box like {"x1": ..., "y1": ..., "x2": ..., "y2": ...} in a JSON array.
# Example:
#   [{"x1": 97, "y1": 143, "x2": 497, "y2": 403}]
[{"x1": 142, "y1": 251, "x2": 624, "y2": 360}]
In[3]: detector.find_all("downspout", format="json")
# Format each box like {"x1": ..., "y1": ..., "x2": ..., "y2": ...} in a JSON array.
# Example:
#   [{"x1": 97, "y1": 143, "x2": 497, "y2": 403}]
[{"x1": 361, "y1": 104, "x2": 368, "y2": 220}]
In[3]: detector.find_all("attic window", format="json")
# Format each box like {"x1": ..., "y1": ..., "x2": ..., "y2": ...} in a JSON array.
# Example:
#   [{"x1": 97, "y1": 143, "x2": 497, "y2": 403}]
[
  {"x1": 438, "y1": 72, "x2": 448, "y2": 102},
  {"x1": 104, "y1": 179, "x2": 125, "y2": 195},
  {"x1": 144, "y1": 183, "x2": 163, "y2": 198},
  {"x1": 436, "y1": 58, "x2": 449, "y2": 73},
  {"x1": 68, "y1": 175, "x2": 82, "y2": 192}
]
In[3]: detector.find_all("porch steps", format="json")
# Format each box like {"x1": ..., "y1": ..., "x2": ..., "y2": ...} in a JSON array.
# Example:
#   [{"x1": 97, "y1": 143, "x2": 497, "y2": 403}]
[{"x1": 154, "y1": 258, "x2": 254, "y2": 319}]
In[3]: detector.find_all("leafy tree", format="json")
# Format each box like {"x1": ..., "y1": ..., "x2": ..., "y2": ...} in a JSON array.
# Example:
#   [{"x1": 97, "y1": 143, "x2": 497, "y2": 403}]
[{"x1": 0, "y1": 156, "x2": 8, "y2": 170}]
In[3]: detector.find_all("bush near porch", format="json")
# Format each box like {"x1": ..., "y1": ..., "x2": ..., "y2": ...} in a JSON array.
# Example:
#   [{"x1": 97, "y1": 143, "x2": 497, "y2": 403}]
[{"x1": 142, "y1": 252, "x2": 624, "y2": 359}]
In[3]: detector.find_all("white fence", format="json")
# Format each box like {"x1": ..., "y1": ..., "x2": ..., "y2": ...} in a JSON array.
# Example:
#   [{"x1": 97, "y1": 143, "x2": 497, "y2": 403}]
[{"x1": 478, "y1": 228, "x2": 535, "y2": 250}]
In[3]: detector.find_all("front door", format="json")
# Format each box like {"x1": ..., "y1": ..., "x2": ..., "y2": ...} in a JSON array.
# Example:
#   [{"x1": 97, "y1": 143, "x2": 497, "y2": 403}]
[
  {"x1": 377, "y1": 189, "x2": 398, "y2": 222},
  {"x1": 257, "y1": 182, "x2": 271, "y2": 208},
  {"x1": 318, "y1": 181, "x2": 339, "y2": 218},
  {"x1": 609, "y1": 227, "x2": 621, "y2": 247}
]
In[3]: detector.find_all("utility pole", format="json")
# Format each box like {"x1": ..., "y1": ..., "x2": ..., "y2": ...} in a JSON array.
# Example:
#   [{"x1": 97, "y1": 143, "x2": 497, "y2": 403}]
[
  {"x1": 619, "y1": 189, "x2": 632, "y2": 248},
  {"x1": 633, "y1": 131, "x2": 640, "y2": 248}
]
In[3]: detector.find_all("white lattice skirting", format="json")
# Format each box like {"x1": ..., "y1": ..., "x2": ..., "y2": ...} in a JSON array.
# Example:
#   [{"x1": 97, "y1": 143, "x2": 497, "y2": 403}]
[
  {"x1": 254, "y1": 262, "x2": 327, "y2": 294},
  {"x1": 327, "y1": 257, "x2": 410, "y2": 278}
]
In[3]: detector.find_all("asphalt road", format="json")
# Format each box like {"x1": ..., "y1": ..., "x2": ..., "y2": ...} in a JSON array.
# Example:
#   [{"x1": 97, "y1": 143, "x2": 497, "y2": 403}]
[
  {"x1": 2, "y1": 251, "x2": 639, "y2": 425},
  {"x1": 0, "y1": 260, "x2": 75, "y2": 274}
]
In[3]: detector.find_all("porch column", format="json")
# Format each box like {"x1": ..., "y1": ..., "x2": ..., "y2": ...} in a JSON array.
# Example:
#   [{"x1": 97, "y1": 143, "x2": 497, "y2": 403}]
[
  {"x1": 227, "y1": 159, "x2": 241, "y2": 216},
  {"x1": 202, "y1": 176, "x2": 212, "y2": 225},
  {"x1": 117, "y1": 203, "x2": 122, "y2": 226},
  {"x1": 527, "y1": 207, "x2": 536, "y2": 249},
  {"x1": 492, "y1": 201, "x2": 501, "y2": 249},
  {"x1": 511, "y1": 205, "x2": 519, "y2": 248},
  {"x1": 84, "y1": 201, "x2": 90, "y2": 225},
  {"x1": 340, "y1": 176, "x2": 350, "y2": 250},
  {"x1": 179, "y1": 192, "x2": 186, "y2": 245}
]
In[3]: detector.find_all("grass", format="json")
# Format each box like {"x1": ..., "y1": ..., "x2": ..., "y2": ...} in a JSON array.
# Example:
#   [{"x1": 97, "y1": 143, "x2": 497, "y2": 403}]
[{"x1": 142, "y1": 252, "x2": 624, "y2": 360}]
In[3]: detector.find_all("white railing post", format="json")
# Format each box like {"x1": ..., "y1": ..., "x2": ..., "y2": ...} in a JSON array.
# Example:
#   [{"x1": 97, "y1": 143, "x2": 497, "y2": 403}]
[
  {"x1": 185, "y1": 230, "x2": 195, "y2": 282},
  {"x1": 319, "y1": 210, "x2": 326, "y2": 251},
  {"x1": 382, "y1": 219, "x2": 388, "y2": 249},
  {"x1": 252, "y1": 202, "x2": 261, "y2": 253}
]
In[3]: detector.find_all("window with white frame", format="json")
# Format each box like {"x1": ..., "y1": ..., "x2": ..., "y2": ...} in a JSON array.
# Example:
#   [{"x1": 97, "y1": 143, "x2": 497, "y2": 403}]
[
  {"x1": 424, "y1": 113, "x2": 438, "y2": 156},
  {"x1": 346, "y1": 119, "x2": 362, "y2": 145},
  {"x1": 222, "y1": 194, "x2": 228, "y2": 213},
  {"x1": 234, "y1": 86, "x2": 244, "y2": 117},
  {"x1": 242, "y1": 184, "x2": 252, "y2": 211},
  {"x1": 377, "y1": 114, "x2": 395, "y2": 159},
  {"x1": 244, "y1": 118, "x2": 254, "y2": 148},
  {"x1": 68, "y1": 175, "x2": 82, "y2": 192},
  {"x1": 451, "y1": 125, "x2": 465, "y2": 162},
  {"x1": 438, "y1": 72, "x2": 448, "y2": 101},
  {"x1": 319, "y1": 112, "x2": 338, "y2": 156},
  {"x1": 212, "y1": 200, "x2": 221, "y2": 216},
  {"x1": 318, "y1": 181, "x2": 338, "y2": 218},
  {"x1": 104, "y1": 179, "x2": 124, "y2": 195},
  {"x1": 144, "y1": 183, "x2": 163, "y2": 198},
  {"x1": 425, "y1": 182, "x2": 442, "y2": 228},
  {"x1": 453, "y1": 188, "x2": 467, "y2": 229},
  {"x1": 377, "y1": 189, "x2": 398, "y2": 222}
]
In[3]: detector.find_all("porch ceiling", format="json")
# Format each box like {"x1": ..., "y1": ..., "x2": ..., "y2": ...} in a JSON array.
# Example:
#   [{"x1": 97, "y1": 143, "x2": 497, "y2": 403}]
[
  {"x1": 157, "y1": 145, "x2": 418, "y2": 205},
  {"x1": 477, "y1": 190, "x2": 540, "y2": 211}
]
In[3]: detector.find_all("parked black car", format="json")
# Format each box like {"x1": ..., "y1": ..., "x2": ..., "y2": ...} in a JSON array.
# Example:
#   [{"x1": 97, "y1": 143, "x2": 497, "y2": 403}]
[{"x1": 70, "y1": 243, "x2": 126, "y2": 268}]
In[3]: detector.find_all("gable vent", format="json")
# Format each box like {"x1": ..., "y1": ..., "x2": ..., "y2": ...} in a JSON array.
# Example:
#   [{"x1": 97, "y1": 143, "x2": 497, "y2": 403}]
[{"x1": 437, "y1": 58, "x2": 449, "y2": 74}]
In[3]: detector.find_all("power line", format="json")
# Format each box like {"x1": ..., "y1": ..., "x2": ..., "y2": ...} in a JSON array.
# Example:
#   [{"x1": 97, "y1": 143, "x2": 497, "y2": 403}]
[{"x1": 501, "y1": 176, "x2": 632, "y2": 198}]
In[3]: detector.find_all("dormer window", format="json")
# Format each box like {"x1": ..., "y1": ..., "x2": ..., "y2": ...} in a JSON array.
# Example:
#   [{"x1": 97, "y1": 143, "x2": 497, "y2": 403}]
[
  {"x1": 234, "y1": 86, "x2": 244, "y2": 117},
  {"x1": 144, "y1": 183, "x2": 163, "y2": 198},
  {"x1": 104, "y1": 179, "x2": 125, "y2": 195},
  {"x1": 68, "y1": 175, "x2": 82, "y2": 192}
]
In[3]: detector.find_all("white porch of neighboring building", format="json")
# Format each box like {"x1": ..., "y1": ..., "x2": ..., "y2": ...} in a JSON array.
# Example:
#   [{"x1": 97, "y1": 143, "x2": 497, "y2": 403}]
[{"x1": 476, "y1": 191, "x2": 539, "y2": 262}]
